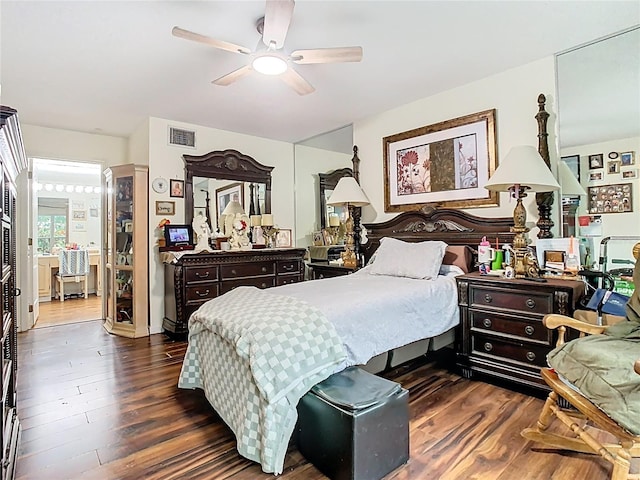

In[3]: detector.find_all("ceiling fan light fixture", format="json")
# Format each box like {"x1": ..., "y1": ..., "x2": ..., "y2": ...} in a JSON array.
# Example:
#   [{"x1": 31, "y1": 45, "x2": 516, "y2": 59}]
[{"x1": 252, "y1": 54, "x2": 288, "y2": 76}]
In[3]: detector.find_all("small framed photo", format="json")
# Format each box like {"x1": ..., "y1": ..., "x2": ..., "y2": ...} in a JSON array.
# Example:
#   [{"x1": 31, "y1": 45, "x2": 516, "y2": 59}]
[
  {"x1": 622, "y1": 169, "x2": 638, "y2": 179},
  {"x1": 322, "y1": 229, "x2": 333, "y2": 246},
  {"x1": 588, "y1": 153, "x2": 604, "y2": 170},
  {"x1": 155, "y1": 200, "x2": 176, "y2": 215},
  {"x1": 123, "y1": 220, "x2": 134, "y2": 233},
  {"x1": 607, "y1": 160, "x2": 621, "y2": 174},
  {"x1": 72, "y1": 210, "x2": 87, "y2": 221},
  {"x1": 276, "y1": 229, "x2": 292, "y2": 248},
  {"x1": 589, "y1": 172, "x2": 603, "y2": 182},
  {"x1": 312, "y1": 231, "x2": 324, "y2": 246},
  {"x1": 89, "y1": 208, "x2": 99, "y2": 218},
  {"x1": 621, "y1": 151, "x2": 635, "y2": 166},
  {"x1": 170, "y1": 179, "x2": 184, "y2": 198}
]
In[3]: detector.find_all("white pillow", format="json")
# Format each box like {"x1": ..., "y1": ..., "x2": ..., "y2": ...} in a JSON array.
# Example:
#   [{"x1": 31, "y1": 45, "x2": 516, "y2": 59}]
[{"x1": 369, "y1": 238, "x2": 448, "y2": 279}]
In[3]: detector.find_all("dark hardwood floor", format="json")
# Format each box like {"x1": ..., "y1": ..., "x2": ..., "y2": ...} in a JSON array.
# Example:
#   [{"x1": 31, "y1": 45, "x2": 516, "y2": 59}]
[{"x1": 16, "y1": 320, "x2": 636, "y2": 479}]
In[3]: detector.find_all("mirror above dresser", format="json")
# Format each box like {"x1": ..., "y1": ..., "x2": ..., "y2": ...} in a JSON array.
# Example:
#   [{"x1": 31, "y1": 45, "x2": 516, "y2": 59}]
[{"x1": 183, "y1": 149, "x2": 273, "y2": 232}]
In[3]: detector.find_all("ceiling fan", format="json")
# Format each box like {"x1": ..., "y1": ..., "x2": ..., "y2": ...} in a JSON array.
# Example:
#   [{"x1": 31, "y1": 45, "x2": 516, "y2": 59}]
[{"x1": 172, "y1": 0, "x2": 363, "y2": 95}]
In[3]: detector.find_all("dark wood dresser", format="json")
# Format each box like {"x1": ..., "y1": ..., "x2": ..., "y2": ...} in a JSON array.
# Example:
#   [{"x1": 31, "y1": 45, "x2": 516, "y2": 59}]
[
  {"x1": 307, "y1": 262, "x2": 357, "y2": 279},
  {"x1": 163, "y1": 248, "x2": 306, "y2": 335},
  {"x1": 455, "y1": 273, "x2": 584, "y2": 391}
]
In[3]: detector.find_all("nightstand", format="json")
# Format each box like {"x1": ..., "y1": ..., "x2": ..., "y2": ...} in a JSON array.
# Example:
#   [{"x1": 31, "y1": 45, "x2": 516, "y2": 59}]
[
  {"x1": 455, "y1": 273, "x2": 584, "y2": 392},
  {"x1": 308, "y1": 262, "x2": 357, "y2": 280}
]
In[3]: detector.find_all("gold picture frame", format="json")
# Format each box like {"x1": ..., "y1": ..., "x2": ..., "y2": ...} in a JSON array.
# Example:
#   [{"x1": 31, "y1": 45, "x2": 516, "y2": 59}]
[
  {"x1": 383, "y1": 109, "x2": 498, "y2": 212},
  {"x1": 155, "y1": 200, "x2": 175, "y2": 216}
]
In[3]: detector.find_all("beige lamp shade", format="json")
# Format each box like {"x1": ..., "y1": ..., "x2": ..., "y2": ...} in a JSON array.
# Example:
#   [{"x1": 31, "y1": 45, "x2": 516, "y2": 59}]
[
  {"x1": 558, "y1": 160, "x2": 587, "y2": 196},
  {"x1": 485, "y1": 145, "x2": 560, "y2": 193},
  {"x1": 221, "y1": 200, "x2": 245, "y2": 216},
  {"x1": 327, "y1": 176, "x2": 370, "y2": 206}
]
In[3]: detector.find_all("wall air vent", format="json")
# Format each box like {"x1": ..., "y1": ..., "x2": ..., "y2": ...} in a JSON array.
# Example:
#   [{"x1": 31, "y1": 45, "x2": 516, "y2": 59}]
[{"x1": 168, "y1": 127, "x2": 196, "y2": 148}]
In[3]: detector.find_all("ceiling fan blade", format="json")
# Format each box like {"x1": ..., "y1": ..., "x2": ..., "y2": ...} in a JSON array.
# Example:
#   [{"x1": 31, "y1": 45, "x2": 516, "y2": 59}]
[
  {"x1": 279, "y1": 67, "x2": 315, "y2": 95},
  {"x1": 291, "y1": 47, "x2": 363, "y2": 64},
  {"x1": 212, "y1": 65, "x2": 253, "y2": 86},
  {"x1": 172, "y1": 26, "x2": 251, "y2": 55},
  {"x1": 262, "y1": 0, "x2": 295, "y2": 49}
]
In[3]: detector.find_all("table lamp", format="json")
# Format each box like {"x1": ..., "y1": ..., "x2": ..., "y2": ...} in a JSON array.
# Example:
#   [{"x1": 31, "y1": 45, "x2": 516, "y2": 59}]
[
  {"x1": 485, "y1": 145, "x2": 560, "y2": 277},
  {"x1": 220, "y1": 200, "x2": 245, "y2": 237},
  {"x1": 327, "y1": 177, "x2": 370, "y2": 268}
]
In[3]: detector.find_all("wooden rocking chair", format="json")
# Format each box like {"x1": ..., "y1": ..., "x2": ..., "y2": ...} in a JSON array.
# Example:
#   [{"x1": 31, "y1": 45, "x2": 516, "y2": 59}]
[{"x1": 521, "y1": 314, "x2": 640, "y2": 480}]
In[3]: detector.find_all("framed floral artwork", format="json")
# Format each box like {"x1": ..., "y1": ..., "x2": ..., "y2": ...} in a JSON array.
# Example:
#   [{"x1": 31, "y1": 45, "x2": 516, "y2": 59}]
[{"x1": 383, "y1": 109, "x2": 498, "y2": 212}]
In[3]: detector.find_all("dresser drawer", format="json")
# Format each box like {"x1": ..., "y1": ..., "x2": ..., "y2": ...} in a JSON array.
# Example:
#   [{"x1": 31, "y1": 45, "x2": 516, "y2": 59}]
[
  {"x1": 220, "y1": 276, "x2": 276, "y2": 294},
  {"x1": 277, "y1": 260, "x2": 301, "y2": 275},
  {"x1": 220, "y1": 262, "x2": 274, "y2": 279},
  {"x1": 470, "y1": 286, "x2": 553, "y2": 315},
  {"x1": 277, "y1": 274, "x2": 302, "y2": 286},
  {"x1": 469, "y1": 311, "x2": 551, "y2": 344},
  {"x1": 472, "y1": 333, "x2": 550, "y2": 368},
  {"x1": 185, "y1": 266, "x2": 218, "y2": 283},
  {"x1": 185, "y1": 283, "x2": 219, "y2": 303}
]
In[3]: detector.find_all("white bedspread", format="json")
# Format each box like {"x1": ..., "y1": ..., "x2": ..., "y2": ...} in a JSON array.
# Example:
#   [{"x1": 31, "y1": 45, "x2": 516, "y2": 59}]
[{"x1": 270, "y1": 264, "x2": 462, "y2": 366}]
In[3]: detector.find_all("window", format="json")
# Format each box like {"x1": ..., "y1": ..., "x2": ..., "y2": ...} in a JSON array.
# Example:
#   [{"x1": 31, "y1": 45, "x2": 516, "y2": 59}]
[{"x1": 37, "y1": 214, "x2": 67, "y2": 253}]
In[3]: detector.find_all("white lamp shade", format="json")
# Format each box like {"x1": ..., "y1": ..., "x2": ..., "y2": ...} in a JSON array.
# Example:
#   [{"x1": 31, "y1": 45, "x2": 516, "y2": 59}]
[
  {"x1": 485, "y1": 145, "x2": 560, "y2": 193},
  {"x1": 221, "y1": 200, "x2": 245, "y2": 216},
  {"x1": 558, "y1": 160, "x2": 587, "y2": 196},
  {"x1": 327, "y1": 176, "x2": 370, "y2": 207}
]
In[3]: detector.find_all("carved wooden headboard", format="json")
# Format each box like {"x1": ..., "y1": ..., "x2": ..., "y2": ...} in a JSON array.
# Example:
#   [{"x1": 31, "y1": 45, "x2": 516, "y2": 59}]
[{"x1": 361, "y1": 207, "x2": 515, "y2": 264}]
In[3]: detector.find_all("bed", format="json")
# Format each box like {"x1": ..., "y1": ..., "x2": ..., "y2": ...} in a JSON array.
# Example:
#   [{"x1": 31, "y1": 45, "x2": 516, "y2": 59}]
[{"x1": 178, "y1": 207, "x2": 515, "y2": 474}]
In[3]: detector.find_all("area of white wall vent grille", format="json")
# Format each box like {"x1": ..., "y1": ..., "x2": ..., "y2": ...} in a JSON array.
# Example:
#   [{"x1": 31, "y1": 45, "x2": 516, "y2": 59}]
[{"x1": 168, "y1": 127, "x2": 196, "y2": 148}]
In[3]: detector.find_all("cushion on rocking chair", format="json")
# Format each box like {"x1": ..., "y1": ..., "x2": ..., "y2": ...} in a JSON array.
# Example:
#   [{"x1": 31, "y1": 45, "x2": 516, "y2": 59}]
[{"x1": 547, "y1": 320, "x2": 640, "y2": 436}]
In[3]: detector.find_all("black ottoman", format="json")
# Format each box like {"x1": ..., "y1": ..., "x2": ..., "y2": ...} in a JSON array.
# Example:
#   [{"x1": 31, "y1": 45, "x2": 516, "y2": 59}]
[{"x1": 297, "y1": 366, "x2": 409, "y2": 480}]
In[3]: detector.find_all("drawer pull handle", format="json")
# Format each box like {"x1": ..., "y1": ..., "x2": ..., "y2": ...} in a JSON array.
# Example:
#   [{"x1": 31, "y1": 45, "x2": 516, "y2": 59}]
[
  {"x1": 261, "y1": 266, "x2": 267, "y2": 273},
  {"x1": 484, "y1": 294, "x2": 493, "y2": 303},
  {"x1": 482, "y1": 318, "x2": 492, "y2": 328},
  {"x1": 525, "y1": 298, "x2": 536, "y2": 309},
  {"x1": 283, "y1": 264, "x2": 294, "y2": 271},
  {"x1": 196, "y1": 289, "x2": 210, "y2": 297},
  {"x1": 231, "y1": 269, "x2": 237, "y2": 275},
  {"x1": 526, "y1": 351, "x2": 536, "y2": 362},
  {"x1": 483, "y1": 342, "x2": 493, "y2": 352},
  {"x1": 260, "y1": 283, "x2": 267, "y2": 288},
  {"x1": 195, "y1": 272, "x2": 210, "y2": 279},
  {"x1": 524, "y1": 325, "x2": 535, "y2": 336}
]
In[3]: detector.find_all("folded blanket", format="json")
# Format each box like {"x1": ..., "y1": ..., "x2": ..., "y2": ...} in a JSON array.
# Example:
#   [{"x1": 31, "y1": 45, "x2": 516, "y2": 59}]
[
  {"x1": 179, "y1": 286, "x2": 346, "y2": 474},
  {"x1": 547, "y1": 320, "x2": 640, "y2": 435}
]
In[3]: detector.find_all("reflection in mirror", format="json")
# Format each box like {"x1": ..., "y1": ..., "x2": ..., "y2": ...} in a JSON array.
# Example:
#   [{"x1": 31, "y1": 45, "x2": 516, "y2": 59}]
[
  {"x1": 183, "y1": 149, "x2": 273, "y2": 233},
  {"x1": 294, "y1": 125, "x2": 354, "y2": 247},
  {"x1": 193, "y1": 177, "x2": 266, "y2": 234},
  {"x1": 319, "y1": 168, "x2": 353, "y2": 230},
  {"x1": 557, "y1": 27, "x2": 640, "y2": 266}
]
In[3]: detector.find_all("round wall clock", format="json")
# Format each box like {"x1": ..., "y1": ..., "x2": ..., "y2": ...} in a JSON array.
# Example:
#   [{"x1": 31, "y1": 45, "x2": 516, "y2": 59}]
[
  {"x1": 152, "y1": 177, "x2": 168, "y2": 193},
  {"x1": 608, "y1": 152, "x2": 619, "y2": 159}
]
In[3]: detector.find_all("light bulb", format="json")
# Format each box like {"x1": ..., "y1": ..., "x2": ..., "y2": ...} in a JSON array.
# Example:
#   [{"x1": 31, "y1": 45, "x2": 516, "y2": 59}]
[
  {"x1": 55, "y1": 184, "x2": 64, "y2": 192},
  {"x1": 252, "y1": 55, "x2": 287, "y2": 75},
  {"x1": 65, "y1": 185, "x2": 74, "y2": 193}
]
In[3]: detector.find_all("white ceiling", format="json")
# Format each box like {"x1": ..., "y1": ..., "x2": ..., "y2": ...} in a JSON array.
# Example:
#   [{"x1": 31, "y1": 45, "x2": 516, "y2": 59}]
[{"x1": 1, "y1": 1, "x2": 639, "y2": 154}]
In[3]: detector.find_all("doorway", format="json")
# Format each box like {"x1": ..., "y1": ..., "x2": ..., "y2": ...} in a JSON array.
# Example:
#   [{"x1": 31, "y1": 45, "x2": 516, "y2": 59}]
[{"x1": 32, "y1": 158, "x2": 104, "y2": 328}]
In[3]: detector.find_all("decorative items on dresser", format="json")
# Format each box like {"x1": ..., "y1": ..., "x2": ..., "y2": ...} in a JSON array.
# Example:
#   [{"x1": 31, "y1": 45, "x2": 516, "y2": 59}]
[
  {"x1": 0, "y1": 106, "x2": 27, "y2": 480},
  {"x1": 103, "y1": 164, "x2": 149, "y2": 338},
  {"x1": 455, "y1": 273, "x2": 584, "y2": 392},
  {"x1": 163, "y1": 249, "x2": 306, "y2": 335}
]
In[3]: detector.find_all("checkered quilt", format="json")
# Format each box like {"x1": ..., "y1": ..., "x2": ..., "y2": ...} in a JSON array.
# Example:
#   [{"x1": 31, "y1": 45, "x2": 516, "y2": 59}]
[{"x1": 178, "y1": 286, "x2": 346, "y2": 474}]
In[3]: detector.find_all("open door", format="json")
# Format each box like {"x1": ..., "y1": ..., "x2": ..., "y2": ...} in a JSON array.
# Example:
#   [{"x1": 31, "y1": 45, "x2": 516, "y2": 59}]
[{"x1": 16, "y1": 158, "x2": 37, "y2": 331}]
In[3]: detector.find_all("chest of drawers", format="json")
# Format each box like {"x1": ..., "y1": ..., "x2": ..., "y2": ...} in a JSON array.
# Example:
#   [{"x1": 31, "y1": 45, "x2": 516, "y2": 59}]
[
  {"x1": 455, "y1": 273, "x2": 583, "y2": 391},
  {"x1": 163, "y1": 248, "x2": 306, "y2": 335}
]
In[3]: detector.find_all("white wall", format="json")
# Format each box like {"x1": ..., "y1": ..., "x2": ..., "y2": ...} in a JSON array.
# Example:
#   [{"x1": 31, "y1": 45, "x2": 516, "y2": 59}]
[
  {"x1": 294, "y1": 145, "x2": 351, "y2": 247},
  {"x1": 354, "y1": 56, "x2": 559, "y2": 240},
  {"x1": 146, "y1": 117, "x2": 295, "y2": 334},
  {"x1": 561, "y1": 135, "x2": 640, "y2": 264},
  {"x1": 21, "y1": 124, "x2": 128, "y2": 167}
]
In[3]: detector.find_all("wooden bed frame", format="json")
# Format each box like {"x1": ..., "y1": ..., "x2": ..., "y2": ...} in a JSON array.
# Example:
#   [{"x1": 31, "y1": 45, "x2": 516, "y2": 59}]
[
  {"x1": 357, "y1": 206, "x2": 516, "y2": 372},
  {"x1": 362, "y1": 206, "x2": 516, "y2": 263}
]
